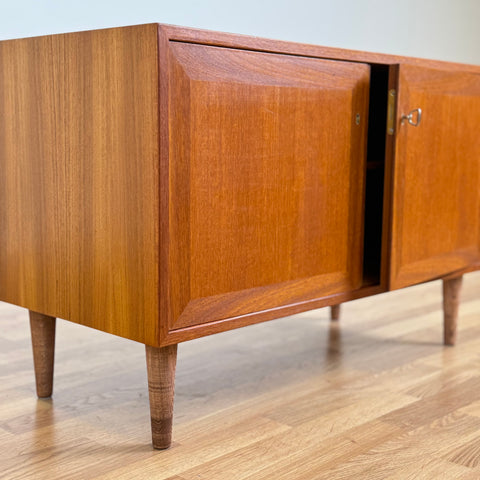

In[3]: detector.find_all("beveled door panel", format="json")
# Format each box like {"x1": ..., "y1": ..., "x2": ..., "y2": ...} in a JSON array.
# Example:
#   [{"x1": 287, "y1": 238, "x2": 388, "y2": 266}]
[
  {"x1": 167, "y1": 42, "x2": 370, "y2": 329},
  {"x1": 390, "y1": 65, "x2": 480, "y2": 289}
]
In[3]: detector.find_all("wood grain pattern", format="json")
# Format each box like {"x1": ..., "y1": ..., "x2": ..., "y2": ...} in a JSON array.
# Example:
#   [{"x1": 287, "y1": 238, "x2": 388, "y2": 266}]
[
  {"x1": 2, "y1": 272, "x2": 480, "y2": 478},
  {"x1": 167, "y1": 41, "x2": 370, "y2": 331},
  {"x1": 0, "y1": 25, "x2": 160, "y2": 345},
  {"x1": 443, "y1": 276, "x2": 463, "y2": 346},
  {"x1": 446, "y1": 434, "x2": 480, "y2": 468},
  {"x1": 146, "y1": 344, "x2": 178, "y2": 449},
  {"x1": 389, "y1": 65, "x2": 480, "y2": 289},
  {"x1": 29, "y1": 310, "x2": 56, "y2": 398}
]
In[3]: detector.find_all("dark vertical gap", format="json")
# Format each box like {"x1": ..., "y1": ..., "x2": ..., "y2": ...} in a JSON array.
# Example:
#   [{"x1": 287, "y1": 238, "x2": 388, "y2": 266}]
[{"x1": 363, "y1": 65, "x2": 389, "y2": 286}]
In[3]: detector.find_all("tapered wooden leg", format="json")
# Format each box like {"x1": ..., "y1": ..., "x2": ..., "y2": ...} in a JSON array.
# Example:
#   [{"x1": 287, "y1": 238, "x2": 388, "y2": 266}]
[
  {"x1": 330, "y1": 304, "x2": 341, "y2": 321},
  {"x1": 443, "y1": 276, "x2": 463, "y2": 346},
  {"x1": 146, "y1": 344, "x2": 178, "y2": 450},
  {"x1": 29, "y1": 311, "x2": 56, "y2": 398}
]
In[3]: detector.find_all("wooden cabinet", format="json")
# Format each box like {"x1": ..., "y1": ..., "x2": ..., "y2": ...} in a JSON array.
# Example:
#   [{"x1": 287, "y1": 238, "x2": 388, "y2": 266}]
[{"x1": 0, "y1": 24, "x2": 479, "y2": 449}]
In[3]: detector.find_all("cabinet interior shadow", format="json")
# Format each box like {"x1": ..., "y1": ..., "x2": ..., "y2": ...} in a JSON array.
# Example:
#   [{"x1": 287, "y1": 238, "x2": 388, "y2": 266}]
[{"x1": 363, "y1": 65, "x2": 389, "y2": 286}]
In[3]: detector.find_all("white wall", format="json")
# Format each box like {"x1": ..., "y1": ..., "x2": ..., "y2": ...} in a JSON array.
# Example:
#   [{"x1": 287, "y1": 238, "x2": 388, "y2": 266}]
[{"x1": 0, "y1": 0, "x2": 479, "y2": 64}]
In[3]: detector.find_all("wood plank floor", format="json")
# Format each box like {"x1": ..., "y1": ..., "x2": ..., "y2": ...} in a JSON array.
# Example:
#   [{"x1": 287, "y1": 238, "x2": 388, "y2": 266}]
[{"x1": 1, "y1": 272, "x2": 480, "y2": 479}]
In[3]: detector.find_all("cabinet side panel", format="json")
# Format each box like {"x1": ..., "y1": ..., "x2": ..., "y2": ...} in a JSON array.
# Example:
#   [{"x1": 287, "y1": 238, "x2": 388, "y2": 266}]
[{"x1": 0, "y1": 25, "x2": 160, "y2": 345}]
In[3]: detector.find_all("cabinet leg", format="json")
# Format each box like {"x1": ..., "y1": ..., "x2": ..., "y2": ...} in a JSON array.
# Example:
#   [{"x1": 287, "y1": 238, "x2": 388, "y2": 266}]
[
  {"x1": 29, "y1": 311, "x2": 56, "y2": 398},
  {"x1": 443, "y1": 276, "x2": 463, "y2": 346},
  {"x1": 330, "y1": 304, "x2": 341, "y2": 321},
  {"x1": 145, "y1": 344, "x2": 178, "y2": 450}
]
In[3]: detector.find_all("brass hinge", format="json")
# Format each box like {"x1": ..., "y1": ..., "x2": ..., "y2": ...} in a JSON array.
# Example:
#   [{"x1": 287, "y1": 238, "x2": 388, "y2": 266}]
[{"x1": 386, "y1": 89, "x2": 396, "y2": 135}]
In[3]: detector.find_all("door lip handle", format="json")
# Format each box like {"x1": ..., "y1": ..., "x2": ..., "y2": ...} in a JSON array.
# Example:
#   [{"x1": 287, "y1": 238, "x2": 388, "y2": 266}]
[{"x1": 401, "y1": 108, "x2": 422, "y2": 127}]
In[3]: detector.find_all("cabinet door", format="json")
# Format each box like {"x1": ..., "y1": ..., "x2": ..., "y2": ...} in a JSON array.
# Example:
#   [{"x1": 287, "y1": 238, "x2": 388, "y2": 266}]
[
  {"x1": 166, "y1": 42, "x2": 370, "y2": 330},
  {"x1": 390, "y1": 65, "x2": 480, "y2": 289}
]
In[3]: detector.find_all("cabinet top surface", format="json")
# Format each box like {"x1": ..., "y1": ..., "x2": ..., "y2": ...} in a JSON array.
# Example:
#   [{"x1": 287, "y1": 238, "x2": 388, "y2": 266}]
[{"x1": 0, "y1": 23, "x2": 479, "y2": 73}]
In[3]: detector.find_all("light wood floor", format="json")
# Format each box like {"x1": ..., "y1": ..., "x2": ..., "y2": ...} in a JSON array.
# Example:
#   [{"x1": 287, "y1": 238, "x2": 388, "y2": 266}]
[{"x1": 1, "y1": 273, "x2": 480, "y2": 479}]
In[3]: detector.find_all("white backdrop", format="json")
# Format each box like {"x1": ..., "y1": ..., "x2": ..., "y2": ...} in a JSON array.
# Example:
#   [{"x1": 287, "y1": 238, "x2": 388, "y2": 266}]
[{"x1": 0, "y1": 0, "x2": 479, "y2": 64}]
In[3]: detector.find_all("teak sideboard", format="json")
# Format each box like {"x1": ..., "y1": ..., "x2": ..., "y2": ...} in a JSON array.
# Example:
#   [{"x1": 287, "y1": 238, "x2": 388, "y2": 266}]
[{"x1": 0, "y1": 23, "x2": 479, "y2": 449}]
